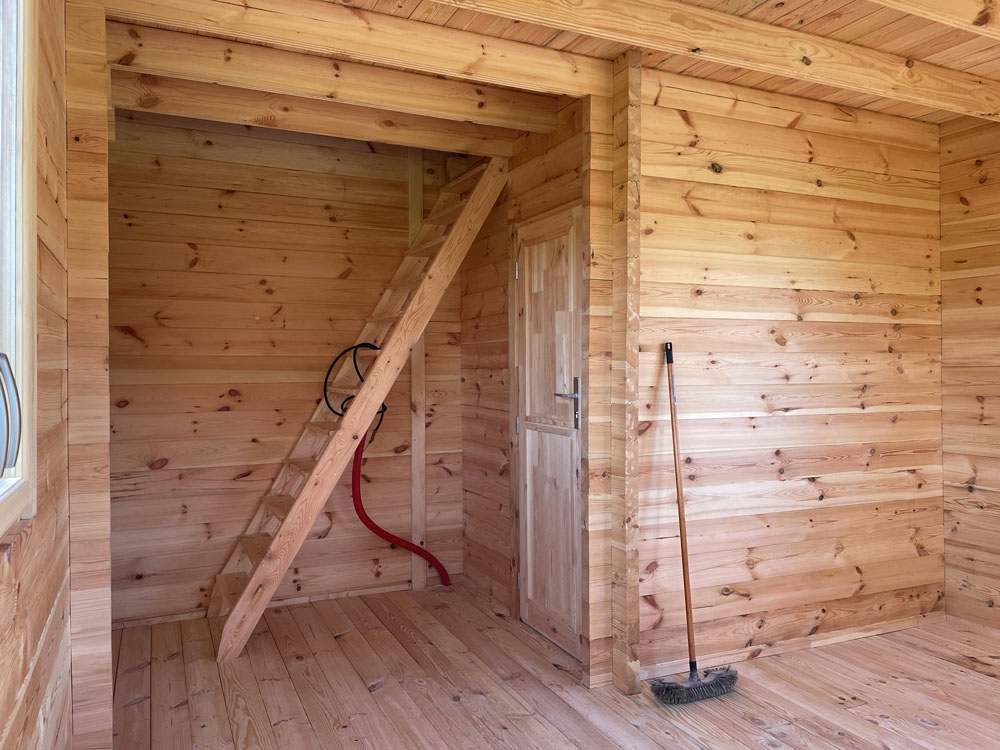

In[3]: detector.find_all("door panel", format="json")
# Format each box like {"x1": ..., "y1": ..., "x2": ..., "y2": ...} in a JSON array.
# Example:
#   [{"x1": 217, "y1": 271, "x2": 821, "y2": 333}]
[
  {"x1": 524, "y1": 232, "x2": 576, "y2": 426},
  {"x1": 515, "y1": 208, "x2": 584, "y2": 659}
]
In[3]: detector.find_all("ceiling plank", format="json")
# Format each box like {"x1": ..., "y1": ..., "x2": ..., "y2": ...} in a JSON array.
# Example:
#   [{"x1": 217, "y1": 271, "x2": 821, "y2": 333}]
[
  {"x1": 867, "y1": 1, "x2": 1000, "y2": 43},
  {"x1": 105, "y1": 22, "x2": 559, "y2": 133},
  {"x1": 109, "y1": 70, "x2": 518, "y2": 157},
  {"x1": 83, "y1": 0, "x2": 611, "y2": 97},
  {"x1": 432, "y1": 0, "x2": 1000, "y2": 121}
]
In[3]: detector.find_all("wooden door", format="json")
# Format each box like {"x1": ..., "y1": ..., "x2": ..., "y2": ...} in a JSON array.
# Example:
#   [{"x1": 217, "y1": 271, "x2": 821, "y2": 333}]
[{"x1": 514, "y1": 208, "x2": 585, "y2": 659}]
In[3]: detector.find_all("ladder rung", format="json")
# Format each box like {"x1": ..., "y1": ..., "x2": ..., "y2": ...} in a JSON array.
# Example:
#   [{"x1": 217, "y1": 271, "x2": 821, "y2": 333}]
[
  {"x1": 261, "y1": 494, "x2": 296, "y2": 520},
  {"x1": 305, "y1": 420, "x2": 339, "y2": 434},
  {"x1": 209, "y1": 571, "x2": 248, "y2": 618},
  {"x1": 239, "y1": 533, "x2": 273, "y2": 566},
  {"x1": 288, "y1": 458, "x2": 318, "y2": 476},
  {"x1": 424, "y1": 201, "x2": 465, "y2": 226},
  {"x1": 367, "y1": 312, "x2": 402, "y2": 325},
  {"x1": 388, "y1": 273, "x2": 426, "y2": 293},
  {"x1": 325, "y1": 385, "x2": 360, "y2": 397},
  {"x1": 406, "y1": 235, "x2": 446, "y2": 258},
  {"x1": 441, "y1": 162, "x2": 488, "y2": 195}
]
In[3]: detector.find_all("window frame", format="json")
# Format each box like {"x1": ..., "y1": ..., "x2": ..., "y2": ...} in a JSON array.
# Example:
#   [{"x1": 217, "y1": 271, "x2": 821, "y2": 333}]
[{"x1": 0, "y1": 0, "x2": 37, "y2": 536}]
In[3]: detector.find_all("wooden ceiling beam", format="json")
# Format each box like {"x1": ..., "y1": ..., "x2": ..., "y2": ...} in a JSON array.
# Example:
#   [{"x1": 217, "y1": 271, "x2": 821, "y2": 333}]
[
  {"x1": 109, "y1": 70, "x2": 518, "y2": 157},
  {"x1": 83, "y1": 0, "x2": 611, "y2": 97},
  {"x1": 105, "y1": 22, "x2": 559, "y2": 133},
  {"x1": 866, "y1": 0, "x2": 1000, "y2": 43},
  {"x1": 432, "y1": 0, "x2": 1000, "y2": 121}
]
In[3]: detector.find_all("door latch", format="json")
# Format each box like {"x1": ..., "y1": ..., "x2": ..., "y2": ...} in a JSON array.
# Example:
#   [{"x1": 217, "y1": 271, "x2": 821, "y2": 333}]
[{"x1": 554, "y1": 376, "x2": 580, "y2": 429}]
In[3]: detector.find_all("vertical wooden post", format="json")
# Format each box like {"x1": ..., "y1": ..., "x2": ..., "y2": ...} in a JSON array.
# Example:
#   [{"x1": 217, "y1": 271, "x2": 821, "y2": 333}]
[
  {"x1": 610, "y1": 50, "x2": 641, "y2": 695},
  {"x1": 582, "y1": 91, "x2": 615, "y2": 688},
  {"x1": 409, "y1": 148, "x2": 428, "y2": 589},
  {"x1": 66, "y1": 1, "x2": 114, "y2": 743}
]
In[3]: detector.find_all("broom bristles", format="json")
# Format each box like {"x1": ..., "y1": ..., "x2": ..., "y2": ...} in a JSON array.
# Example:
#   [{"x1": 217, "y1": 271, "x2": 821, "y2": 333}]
[{"x1": 650, "y1": 667, "x2": 738, "y2": 705}]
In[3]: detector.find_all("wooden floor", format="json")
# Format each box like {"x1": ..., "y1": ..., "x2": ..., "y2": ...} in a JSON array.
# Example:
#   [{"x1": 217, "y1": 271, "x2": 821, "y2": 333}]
[{"x1": 112, "y1": 585, "x2": 1000, "y2": 749}]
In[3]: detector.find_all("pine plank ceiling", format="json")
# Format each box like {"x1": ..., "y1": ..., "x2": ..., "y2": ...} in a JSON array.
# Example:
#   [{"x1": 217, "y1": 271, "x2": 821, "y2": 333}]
[{"x1": 322, "y1": 0, "x2": 1000, "y2": 124}]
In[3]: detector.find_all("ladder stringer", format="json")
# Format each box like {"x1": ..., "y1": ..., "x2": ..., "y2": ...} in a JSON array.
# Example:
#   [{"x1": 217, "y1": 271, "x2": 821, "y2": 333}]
[{"x1": 213, "y1": 157, "x2": 507, "y2": 661}]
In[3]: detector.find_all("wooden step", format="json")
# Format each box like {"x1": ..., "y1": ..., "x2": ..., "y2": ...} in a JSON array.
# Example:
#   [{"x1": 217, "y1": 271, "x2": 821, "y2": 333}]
[
  {"x1": 305, "y1": 420, "x2": 339, "y2": 434},
  {"x1": 239, "y1": 533, "x2": 273, "y2": 566},
  {"x1": 441, "y1": 162, "x2": 488, "y2": 195},
  {"x1": 388, "y1": 273, "x2": 427, "y2": 293},
  {"x1": 261, "y1": 494, "x2": 296, "y2": 520},
  {"x1": 325, "y1": 385, "x2": 360, "y2": 398},
  {"x1": 208, "y1": 571, "x2": 248, "y2": 618},
  {"x1": 424, "y1": 201, "x2": 466, "y2": 226},
  {"x1": 367, "y1": 312, "x2": 402, "y2": 325},
  {"x1": 406, "y1": 235, "x2": 447, "y2": 258},
  {"x1": 287, "y1": 458, "x2": 318, "y2": 476}
]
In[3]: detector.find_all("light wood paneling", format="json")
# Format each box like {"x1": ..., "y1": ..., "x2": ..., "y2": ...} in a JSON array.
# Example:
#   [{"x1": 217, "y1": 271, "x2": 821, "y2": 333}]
[
  {"x1": 583, "y1": 92, "x2": 614, "y2": 689},
  {"x1": 109, "y1": 115, "x2": 464, "y2": 624},
  {"x1": 941, "y1": 119, "x2": 1000, "y2": 629},
  {"x1": 66, "y1": 3, "x2": 116, "y2": 743},
  {"x1": 459, "y1": 98, "x2": 587, "y2": 620},
  {"x1": 104, "y1": 21, "x2": 560, "y2": 134},
  {"x1": 109, "y1": 70, "x2": 519, "y2": 158},
  {"x1": 433, "y1": 0, "x2": 1000, "y2": 122},
  {"x1": 112, "y1": 585, "x2": 1000, "y2": 750},
  {"x1": 0, "y1": 0, "x2": 74, "y2": 746},
  {"x1": 610, "y1": 50, "x2": 641, "y2": 696},
  {"x1": 92, "y1": 0, "x2": 612, "y2": 97},
  {"x1": 636, "y1": 67, "x2": 944, "y2": 678}
]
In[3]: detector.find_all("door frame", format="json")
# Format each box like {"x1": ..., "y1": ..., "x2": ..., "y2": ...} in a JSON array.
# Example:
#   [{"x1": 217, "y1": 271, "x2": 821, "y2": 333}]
[{"x1": 509, "y1": 204, "x2": 590, "y2": 659}]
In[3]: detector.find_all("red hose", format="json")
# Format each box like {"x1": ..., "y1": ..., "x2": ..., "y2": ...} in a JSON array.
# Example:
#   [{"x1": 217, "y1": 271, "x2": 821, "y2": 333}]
[{"x1": 351, "y1": 436, "x2": 451, "y2": 586}]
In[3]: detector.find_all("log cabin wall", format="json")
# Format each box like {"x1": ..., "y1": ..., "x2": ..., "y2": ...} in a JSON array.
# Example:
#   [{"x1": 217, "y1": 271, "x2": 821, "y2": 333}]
[
  {"x1": 636, "y1": 68, "x2": 946, "y2": 677},
  {"x1": 940, "y1": 119, "x2": 1000, "y2": 629},
  {"x1": 107, "y1": 112, "x2": 464, "y2": 625},
  {"x1": 1, "y1": 0, "x2": 74, "y2": 745},
  {"x1": 458, "y1": 94, "x2": 618, "y2": 686},
  {"x1": 458, "y1": 97, "x2": 592, "y2": 618}
]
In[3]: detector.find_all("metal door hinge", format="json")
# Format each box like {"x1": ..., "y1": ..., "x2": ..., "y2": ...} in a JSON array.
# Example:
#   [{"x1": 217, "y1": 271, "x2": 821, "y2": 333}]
[
  {"x1": 514, "y1": 261, "x2": 519, "y2": 279},
  {"x1": 515, "y1": 415, "x2": 520, "y2": 434}
]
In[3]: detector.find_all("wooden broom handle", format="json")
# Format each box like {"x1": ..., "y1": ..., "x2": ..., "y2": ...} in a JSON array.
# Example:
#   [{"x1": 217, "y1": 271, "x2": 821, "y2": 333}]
[{"x1": 665, "y1": 343, "x2": 698, "y2": 669}]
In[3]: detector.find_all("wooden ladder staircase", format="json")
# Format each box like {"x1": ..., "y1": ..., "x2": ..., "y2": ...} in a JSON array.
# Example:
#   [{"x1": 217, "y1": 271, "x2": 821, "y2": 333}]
[{"x1": 207, "y1": 157, "x2": 508, "y2": 661}]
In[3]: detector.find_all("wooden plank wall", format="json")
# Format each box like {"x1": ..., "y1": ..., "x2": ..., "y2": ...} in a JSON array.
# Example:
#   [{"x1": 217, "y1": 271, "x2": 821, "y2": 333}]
[
  {"x1": 0, "y1": 0, "x2": 73, "y2": 745},
  {"x1": 636, "y1": 69, "x2": 946, "y2": 677},
  {"x1": 108, "y1": 113, "x2": 463, "y2": 624},
  {"x1": 460, "y1": 97, "x2": 605, "y2": 668},
  {"x1": 940, "y1": 118, "x2": 1000, "y2": 629},
  {"x1": 584, "y1": 93, "x2": 613, "y2": 687},
  {"x1": 66, "y1": 2, "x2": 115, "y2": 743},
  {"x1": 610, "y1": 50, "x2": 642, "y2": 694}
]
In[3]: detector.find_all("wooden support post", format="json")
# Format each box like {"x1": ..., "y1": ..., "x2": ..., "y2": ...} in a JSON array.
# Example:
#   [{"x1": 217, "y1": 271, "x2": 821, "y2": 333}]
[
  {"x1": 610, "y1": 50, "x2": 641, "y2": 696},
  {"x1": 409, "y1": 149, "x2": 428, "y2": 590},
  {"x1": 66, "y1": 1, "x2": 115, "y2": 743},
  {"x1": 582, "y1": 91, "x2": 615, "y2": 689}
]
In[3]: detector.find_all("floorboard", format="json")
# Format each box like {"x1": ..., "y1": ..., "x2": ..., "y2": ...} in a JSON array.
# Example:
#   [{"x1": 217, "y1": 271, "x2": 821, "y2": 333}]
[{"x1": 113, "y1": 586, "x2": 1000, "y2": 749}]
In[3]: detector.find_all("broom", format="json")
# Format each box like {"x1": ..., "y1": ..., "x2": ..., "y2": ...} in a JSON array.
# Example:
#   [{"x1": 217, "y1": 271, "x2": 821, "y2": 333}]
[{"x1": 650, "y1": 342, "x2": 738, "y2": 705}]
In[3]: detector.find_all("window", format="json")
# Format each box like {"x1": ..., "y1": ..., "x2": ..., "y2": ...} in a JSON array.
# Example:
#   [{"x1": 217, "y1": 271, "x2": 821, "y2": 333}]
[{"x1": 0, "y1": 0, "x2": 34, "y2": 535}]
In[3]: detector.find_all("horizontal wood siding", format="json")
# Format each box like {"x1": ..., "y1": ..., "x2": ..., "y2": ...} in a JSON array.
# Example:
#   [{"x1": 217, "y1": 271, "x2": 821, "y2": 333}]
[
  {"x1": 941, "y1": 119, "x2": 1000, "y2": 629},
  {"x1": 109, "y1": 114, "x2": 463, "y2": 624},
  {"x1": 637, "y1": 68, "x2": 945, "y2": 676},
  {"x1": 1, "y1": 0, "x2": 73, "y2": 745},
  {"x1": 460, "y1": 98, "x2": 586, "y2": 615}
]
